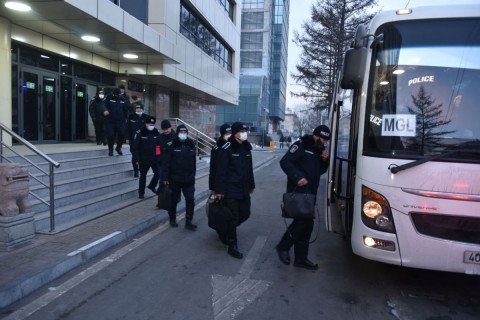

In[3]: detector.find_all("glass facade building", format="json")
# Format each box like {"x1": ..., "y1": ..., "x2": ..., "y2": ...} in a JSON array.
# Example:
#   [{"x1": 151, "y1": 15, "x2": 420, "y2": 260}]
[{"x1": 216, "y1": 0, "x2": 290, "y2": 134}]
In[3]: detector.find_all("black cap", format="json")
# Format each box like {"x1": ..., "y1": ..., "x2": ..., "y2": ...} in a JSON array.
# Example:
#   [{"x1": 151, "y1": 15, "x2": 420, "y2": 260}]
[
  {"x1": 97, "y1": 89, "x2": 104, "y2": 94},
  {"x1": 220, "y1": 123, "x2": 232, "y2": 136},
  {"x1": 231, "y1": 122, "x2": 246, "y2": 136},
  {"x1": 161, "y1": 119, "x2": 171, "y2": 130},
  {"x1": 118, "y1": 84, "x2": 125, "y2": 90},
  {"x1": 135, "y1": 103, "x2": 144, "y2": 110},
  {"x1": 112, "y1": 88, "x2": 121, "y2": 95},
  {"x1": 313, "y1": 125, "x2": 331, "y2": 140},
  {"x1": 177, "y1": 124, "x2": 188, "y2": 133},
  {"x1": 146, "y1": 116, "x2": 156, "y2": 124}
]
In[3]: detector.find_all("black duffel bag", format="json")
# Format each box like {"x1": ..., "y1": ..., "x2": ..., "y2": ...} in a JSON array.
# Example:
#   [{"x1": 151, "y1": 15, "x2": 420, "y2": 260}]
[
  {"x1": 156, "y1": 185, "x2": 172, "y2": 210},
  {"x1": 281, "y1": 192, "x2": 316, "y2": 220},
  {"x1": 207, "y1": 199, "x2": 232, "y2": 235}
]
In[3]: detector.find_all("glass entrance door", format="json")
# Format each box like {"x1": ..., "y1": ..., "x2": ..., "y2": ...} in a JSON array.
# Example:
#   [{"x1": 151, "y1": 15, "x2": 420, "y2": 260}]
[
  {"x1": 21, "y1": 69, "x2": 58, "y2": 142},
  {"x1": 74, "y1": 83, "x2": 88, "y2": 141}
]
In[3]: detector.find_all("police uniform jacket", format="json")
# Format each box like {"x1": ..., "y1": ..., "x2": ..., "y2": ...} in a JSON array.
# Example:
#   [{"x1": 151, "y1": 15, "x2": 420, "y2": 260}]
[
  {"x1": 158, "y1": 129, "x2": 176, "y2": 164},
  {"x1": 280, "y1": 134, "x2": 329, "y2": 194},
  {"x1": 131, "y1": 126, "x2": 162, "y2": 165},
  {"x1": 88, "y1": 97, "x2": 105, "y2": 121},
  {"x1": 209, "y1": 137, "x2": 228, "y2": 191},
  {"x1": 215, "y1": 137, "x2": 255, "y2": 199},
  {"x1": 162, "y1": 137, "x2": 196, "y2": 184},
  {"x1": 103, "y1": 94, "x2": 128, "y2": 125},
  {"x1": 126, "y1": 113, "x2": 148, "y2": 141}
]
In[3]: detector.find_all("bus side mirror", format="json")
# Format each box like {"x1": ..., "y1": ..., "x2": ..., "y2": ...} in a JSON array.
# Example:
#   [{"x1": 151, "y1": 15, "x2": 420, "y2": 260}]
[{"x1": 341, "y1": 47, "x2": 367, "y2": 89}]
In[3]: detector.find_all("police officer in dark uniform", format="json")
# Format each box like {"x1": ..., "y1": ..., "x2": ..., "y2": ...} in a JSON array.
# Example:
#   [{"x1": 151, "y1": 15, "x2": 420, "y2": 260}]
[
  {"x1": 215, "y1": 122, "x2": 255, "y2": 259},
  {"x1": 209, "y1": 123, "x2": 232, "y2": 244},
  {"x1": 88, "y1": 89, "x2": 106, "y2": 145},
  {"x1": 275, "y1": 125, "x2": 330, "y2": 270},
  {"x1": 103, "y1": 88, "x2": 129, "y2": 156},
  {"x1": 209, "y1": 123, "x2": 232, "y2": 193},
  {"x1": 118, "y1": 84, "x2": 131, "y2": 114},
  {"x1": 131, "y1": 116, "x2": 162, "y2": 199},
  {"x1": 126, "y1": 103, "x2": 148, "y2": 177},
  {"x1": 156, "y1": 119, "x2": 176, "y2": 188},
  {"x1": 162, "y1": 124, "x2": 197, "y2": 231}
]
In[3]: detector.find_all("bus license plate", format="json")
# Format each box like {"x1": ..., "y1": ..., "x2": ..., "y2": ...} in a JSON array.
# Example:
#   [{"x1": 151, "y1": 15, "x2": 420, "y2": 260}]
[{"x1": 464, "y1": 251, "x2": 480, "y2": 264}]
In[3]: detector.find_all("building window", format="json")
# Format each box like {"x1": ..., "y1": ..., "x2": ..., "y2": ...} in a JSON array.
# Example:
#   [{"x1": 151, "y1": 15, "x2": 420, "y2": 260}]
[
  {"x1": 242, "y1": 12, "x2": 264, "y2": 30},
  {"x1": 218, "y1": 0, "x2": 234, "y2": 21},
  {"x1": 241, "y1": 52, "x2": 262, "y2": 68},
  {"x1": 109, "y1": 0, "x2": 148, "y2": 24},
  {"x1": 180, "y1": 1, "x2": 233, "y2": 72},
  {"x1": 241, "y1": 32, "x2": 263, "y2": 49},
  {"x1": 242, "y1": 0, "x2": 264, "y2": 9}
]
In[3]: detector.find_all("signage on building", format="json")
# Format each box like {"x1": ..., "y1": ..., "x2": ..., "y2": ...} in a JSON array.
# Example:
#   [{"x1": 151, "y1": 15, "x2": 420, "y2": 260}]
[
  {"x1": 45, "y1": 85, "x2": 54, "y2": 93},
  {"x1": 26, "y1": 82, "x2": 35, "y2": 90},
  {"x1": 77, "y1": 91, "x2": 84, "y2": 98}
]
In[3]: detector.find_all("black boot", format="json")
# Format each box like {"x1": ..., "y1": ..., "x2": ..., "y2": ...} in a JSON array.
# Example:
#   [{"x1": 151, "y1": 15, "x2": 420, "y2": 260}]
[
  {"x1": 227, "y1": 241, "x2": 243, "y2": 259},
  {"x1": 185, "y1": 207, "x2": 197, "y2": 231},
  {"x1": 169, "y1": 215, "x2": 178, "y2": 227},
  {"x1": 185, "y1": 220, "x2": 197, "y2": 231}
]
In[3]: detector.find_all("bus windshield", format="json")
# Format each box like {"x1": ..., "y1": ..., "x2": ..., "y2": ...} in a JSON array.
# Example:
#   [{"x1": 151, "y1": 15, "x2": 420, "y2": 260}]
[{"x1": 364, "y1": 18, "x2": 480, "y2": 161}]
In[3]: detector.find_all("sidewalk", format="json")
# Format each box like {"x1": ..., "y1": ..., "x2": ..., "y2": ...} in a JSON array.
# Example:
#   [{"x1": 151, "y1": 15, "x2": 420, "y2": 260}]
[{"x1": 0, "y1": 150, "x2": 279, "y2": 310}]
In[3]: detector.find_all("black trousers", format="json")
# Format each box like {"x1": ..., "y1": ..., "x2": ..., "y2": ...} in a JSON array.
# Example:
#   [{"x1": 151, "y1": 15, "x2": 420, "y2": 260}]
[
  {"x1": 106, "y1": 123, "x2": 125, "y2": 151},
  {"x1": 223, "y1": 196, "x2": 251, "y2": 243},
  {"x1": 169, "y1": 181, "x2": 195, "y2": 220},
  {"x1": 138, "y1": 163, "x2": 160, "y2": 195},
  {"x1": 130, "y1": 145, "x2": 138, "y2": 173},
  {"x1": 277, "y1": 218, "x2": 314, "y2": 261},
  {"x1": 93, "y1": 119, "x2": 105, "y2": 143}
]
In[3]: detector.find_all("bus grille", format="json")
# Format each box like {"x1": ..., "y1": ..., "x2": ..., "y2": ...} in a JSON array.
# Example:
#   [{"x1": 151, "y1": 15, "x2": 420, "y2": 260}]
[{"x1": 411, "y1": 213, "x2": 480, "y2": 245}]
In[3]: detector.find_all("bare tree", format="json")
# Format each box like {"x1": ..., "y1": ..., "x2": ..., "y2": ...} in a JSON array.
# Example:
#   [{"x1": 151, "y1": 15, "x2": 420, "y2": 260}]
[
  {"x1": 291, "y1": 0, "x2": 377, "y2": 111},
  {"x1": 406, "y1": 85, "x2": 455, "y2": 154},
  {"x1": 294, "y1": 110, "x2": 318, "y2": 137}
]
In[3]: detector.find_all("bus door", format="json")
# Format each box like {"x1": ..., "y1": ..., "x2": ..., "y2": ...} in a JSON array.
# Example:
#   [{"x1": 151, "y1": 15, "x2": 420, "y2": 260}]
[{"x1": 326, "y1": 89, "x2": 357, "y2": 239}]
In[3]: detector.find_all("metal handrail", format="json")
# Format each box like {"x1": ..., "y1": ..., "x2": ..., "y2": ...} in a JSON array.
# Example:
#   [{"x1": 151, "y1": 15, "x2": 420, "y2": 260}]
[
  {"x1": 167, "y1": 118, "x2": 216, "y2": 156},
  {"x1": 0, "y1": 122, "x2": 60, "y2": 233}
]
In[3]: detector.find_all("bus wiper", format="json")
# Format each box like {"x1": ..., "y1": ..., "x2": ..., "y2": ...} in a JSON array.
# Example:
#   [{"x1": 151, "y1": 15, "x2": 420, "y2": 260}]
[{"x1": 389, "y1": 149, "x2": 480, "y2": 174}]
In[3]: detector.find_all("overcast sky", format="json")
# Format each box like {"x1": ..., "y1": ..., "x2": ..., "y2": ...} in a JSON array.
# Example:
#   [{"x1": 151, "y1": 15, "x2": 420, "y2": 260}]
[{"x1": 285, "y1": 0, "x2": 480, "y2": 112}]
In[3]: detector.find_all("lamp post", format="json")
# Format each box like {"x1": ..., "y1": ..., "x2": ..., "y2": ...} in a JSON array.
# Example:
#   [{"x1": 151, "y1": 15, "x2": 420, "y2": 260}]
[{"x1": 263, "y1": 108, "x2": 269, "y2": 147}]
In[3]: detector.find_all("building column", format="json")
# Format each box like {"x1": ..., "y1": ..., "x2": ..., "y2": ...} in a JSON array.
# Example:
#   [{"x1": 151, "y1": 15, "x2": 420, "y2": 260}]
[{"x1": 0, "y1": 17, "x2": 12, "y2": 146}]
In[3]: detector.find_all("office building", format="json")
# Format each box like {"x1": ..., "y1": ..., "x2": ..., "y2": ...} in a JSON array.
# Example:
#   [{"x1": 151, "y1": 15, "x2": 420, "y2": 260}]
[
  {"x1": 216, "y1": 0, "x2": 289, "y2": 137},
  {"x1": 0, "y1": 0, "x2": 240, "y2": 143}
]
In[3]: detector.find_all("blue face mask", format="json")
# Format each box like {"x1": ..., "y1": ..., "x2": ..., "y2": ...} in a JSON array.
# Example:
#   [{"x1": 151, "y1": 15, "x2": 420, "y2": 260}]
[
  {"x1": 146, "y1": 125, "x2": 155, "y2": 131},
  {"x1": 178, "y1": 133, "x2": 187, "y2": 140},
  {"x1": 136, "y1": 111, "x2": 143, "y2": 116}
]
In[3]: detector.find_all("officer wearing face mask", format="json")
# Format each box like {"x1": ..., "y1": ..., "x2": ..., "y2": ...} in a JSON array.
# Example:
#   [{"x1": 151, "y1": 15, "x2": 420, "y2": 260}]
[
  {"x1": 126, "y1": 103, "x2": 149, "y2": 177},
  {"x1": 89, "y1": 89, "x2": 106, "y2": 145},
  {"x1": 209, "y1": 123, "x2": 232, "y2": 194},
  {"x1": 131, "y1": 116, "x2": 162, "y2": 199},
  {"x1": 275, "y1": 125, "x2": 330, "y2": 271},
  {"x1": 208, "y1": 123, "x2": 232, "y2": 244},
  {"x1": 215, "y1": 122, "x2": 255, "y2": 259},
  {"x1": 162, "y1": 124, "x2": 197, "y2": 231}
]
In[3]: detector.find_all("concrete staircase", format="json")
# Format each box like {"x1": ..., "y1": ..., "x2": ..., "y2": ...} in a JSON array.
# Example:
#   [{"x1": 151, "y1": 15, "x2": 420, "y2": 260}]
[{"x1": 9, "y1": 147, "x2": 210, "y2": 234}]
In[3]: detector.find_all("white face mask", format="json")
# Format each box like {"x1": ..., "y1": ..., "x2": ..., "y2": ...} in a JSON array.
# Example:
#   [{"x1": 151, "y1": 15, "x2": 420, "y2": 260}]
[
  {"x1": 224, "y1": 134, "x2": 231, "y2": 140},
  {"x1": 178, "y1": 133, "x2": 187, "y2": 140},
  {"x1": 136, "y1": 111, "x2": 143, "y2": 116},
  {"x1": 98, "y1": 94, "x2": 104, "y2": 99},
  {"x1": 239, "y1": 132, "x2": 248, "y2": 141}
]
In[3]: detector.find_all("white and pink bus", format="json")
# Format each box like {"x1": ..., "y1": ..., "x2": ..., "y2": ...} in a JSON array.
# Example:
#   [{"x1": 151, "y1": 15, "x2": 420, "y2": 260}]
[{"x1": 326, "y1": 3, "x2": 480, "y2": 274}]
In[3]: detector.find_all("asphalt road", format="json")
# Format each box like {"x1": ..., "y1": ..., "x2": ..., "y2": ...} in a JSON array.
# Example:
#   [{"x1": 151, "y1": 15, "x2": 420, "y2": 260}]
[{"x1": 3, "y1": 156, "x2": 480, "y2": 320}]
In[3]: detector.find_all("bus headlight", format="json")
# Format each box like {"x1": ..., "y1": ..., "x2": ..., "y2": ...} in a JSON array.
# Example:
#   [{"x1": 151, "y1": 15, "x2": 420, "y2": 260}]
[
  {"x1": 361, "y1": 186, "x2": 396, "y2": 233},
  {"x1": 363, "y1": 201, "x2": 382, "y2": 218}
]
